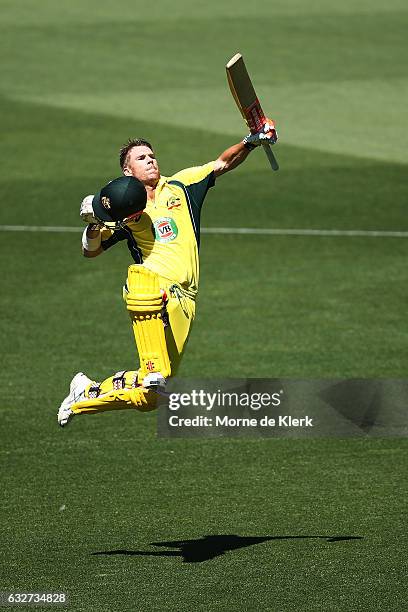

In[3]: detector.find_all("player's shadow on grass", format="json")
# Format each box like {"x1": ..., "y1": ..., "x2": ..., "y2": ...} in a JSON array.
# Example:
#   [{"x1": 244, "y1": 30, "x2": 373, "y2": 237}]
[{"x1": 92, "y1": 534, "x2": 363, "y2": 563}]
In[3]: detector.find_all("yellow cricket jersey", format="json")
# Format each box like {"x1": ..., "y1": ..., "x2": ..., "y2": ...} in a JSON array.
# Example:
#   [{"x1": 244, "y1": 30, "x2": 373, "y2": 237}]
[{"x1": 100, "y1": 162, "x2": 216, "y2": 297}]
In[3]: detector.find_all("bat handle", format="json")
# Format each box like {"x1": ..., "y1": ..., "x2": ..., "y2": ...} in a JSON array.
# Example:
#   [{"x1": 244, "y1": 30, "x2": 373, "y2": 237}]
[{"x1": 262, "y1": 143, "x2": 279, "y2": 171}]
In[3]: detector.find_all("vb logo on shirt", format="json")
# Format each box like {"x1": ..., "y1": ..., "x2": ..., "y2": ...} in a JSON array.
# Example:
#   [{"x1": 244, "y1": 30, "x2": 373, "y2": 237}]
[{"x1": 153, "y1": 217, "x2": 179, "y2": 243}]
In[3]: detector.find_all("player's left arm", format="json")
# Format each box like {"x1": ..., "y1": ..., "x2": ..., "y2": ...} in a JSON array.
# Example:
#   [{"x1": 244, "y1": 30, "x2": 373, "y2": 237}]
[
  {"x1": 213, "y1": 119, "x2": 277, "y2": 177},
  {"x1": 213, "y1": 141, "x2": 250, "y2": 177}
]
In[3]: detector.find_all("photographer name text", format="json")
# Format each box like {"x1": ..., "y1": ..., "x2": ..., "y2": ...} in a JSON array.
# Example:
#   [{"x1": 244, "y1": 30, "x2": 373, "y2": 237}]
[{"x1": 168, "y1": 415, "x2": 313, "y2": 428}]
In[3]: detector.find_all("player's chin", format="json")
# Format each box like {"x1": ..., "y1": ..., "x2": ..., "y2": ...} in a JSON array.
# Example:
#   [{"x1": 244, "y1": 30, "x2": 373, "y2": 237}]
[{"x1": 146, "y1": 168, "x2": 160, "y2": 181}]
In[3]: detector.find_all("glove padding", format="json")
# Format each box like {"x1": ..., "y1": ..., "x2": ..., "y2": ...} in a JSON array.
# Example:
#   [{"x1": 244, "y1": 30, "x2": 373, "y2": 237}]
[
  {"x1": 80, "y1": 195, "x2": 101, "y2": 225},
  {"x1": 243, "y1": 119, "x2": 278, "y2": 147}
]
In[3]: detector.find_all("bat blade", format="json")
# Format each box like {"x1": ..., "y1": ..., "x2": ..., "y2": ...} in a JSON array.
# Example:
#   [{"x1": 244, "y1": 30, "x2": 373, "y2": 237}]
[{"x1": 226, "y1": 53, "x2": 279, "y2": 171}]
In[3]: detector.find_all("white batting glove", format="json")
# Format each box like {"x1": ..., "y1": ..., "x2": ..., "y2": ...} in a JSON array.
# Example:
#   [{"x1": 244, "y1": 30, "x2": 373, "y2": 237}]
[
  {"x1": 243, "y1": 119, "x2": 278, "y2": 148},
  {"x1": 80, "y1": 195, "x2": 100, "y2": 225}
]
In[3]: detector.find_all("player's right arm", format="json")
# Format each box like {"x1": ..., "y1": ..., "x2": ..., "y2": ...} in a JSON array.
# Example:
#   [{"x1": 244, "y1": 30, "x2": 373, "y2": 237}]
[
  {"x1": 79, "y1": 196, "x2": 103, "y2": 257},
  {"x1": 82, "y1": 224, "x2": 104, "y2": 258},
  {"x1": 80, "y1": 196, "x2": 132, "y2": 258},
  {"x1": 80, "y1": 195, "x2": 107, "y2": 257}
]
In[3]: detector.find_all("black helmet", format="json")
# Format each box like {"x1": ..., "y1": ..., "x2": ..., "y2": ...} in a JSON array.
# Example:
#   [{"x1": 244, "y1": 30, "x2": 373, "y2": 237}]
[{"x1": 92, "y1": 176, "x2": 147, "y2": 224}]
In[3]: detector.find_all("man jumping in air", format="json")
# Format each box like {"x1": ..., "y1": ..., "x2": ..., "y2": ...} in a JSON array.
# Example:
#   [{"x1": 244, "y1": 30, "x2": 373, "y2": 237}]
[{"x1": 58, "y1": 121, "x2": 277, "y2": 426}]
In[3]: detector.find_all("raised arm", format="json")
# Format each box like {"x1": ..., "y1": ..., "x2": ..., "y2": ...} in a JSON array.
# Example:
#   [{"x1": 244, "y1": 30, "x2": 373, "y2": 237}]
[
  {"x1": 213, "y1": 119, "x2": 278, "y2": 177},
  {"x1": 213, "y1": 141, "x2": 251, "y2": 177}
]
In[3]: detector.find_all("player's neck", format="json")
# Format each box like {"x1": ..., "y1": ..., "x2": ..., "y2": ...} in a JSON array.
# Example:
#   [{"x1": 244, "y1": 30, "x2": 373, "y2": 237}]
[{"x1": 145, "y1": 183, "x2": 156, "y2": 201}]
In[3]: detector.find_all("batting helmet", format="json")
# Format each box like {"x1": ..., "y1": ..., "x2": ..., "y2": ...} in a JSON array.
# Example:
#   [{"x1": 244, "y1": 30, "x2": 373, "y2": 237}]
[{"x1": 92, "y1": 176, "x2": 147, "y2": 224}]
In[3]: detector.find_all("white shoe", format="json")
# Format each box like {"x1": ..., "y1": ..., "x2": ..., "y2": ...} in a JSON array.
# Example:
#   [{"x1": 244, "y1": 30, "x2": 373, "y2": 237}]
[
  {"x1": 58, "y1": 372, "x2": 93, "y2": 427},
  {"x1": 142, "y1": 372, "x2": 166, "y2": 392}
]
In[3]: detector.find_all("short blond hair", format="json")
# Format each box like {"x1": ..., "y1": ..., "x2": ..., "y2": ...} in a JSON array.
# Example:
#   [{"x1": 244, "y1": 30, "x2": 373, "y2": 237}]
[{"x1": 119, "y1": 138, "x2": 153, "y2": 169}]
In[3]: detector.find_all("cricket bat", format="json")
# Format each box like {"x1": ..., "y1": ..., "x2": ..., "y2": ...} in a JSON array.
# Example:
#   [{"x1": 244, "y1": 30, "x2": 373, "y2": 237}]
[{"x1": 226, "y1": 53, "x2": 279, "y2": 171}]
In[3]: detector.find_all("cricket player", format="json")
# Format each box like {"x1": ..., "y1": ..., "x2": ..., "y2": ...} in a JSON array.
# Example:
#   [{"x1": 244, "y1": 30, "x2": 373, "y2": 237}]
[{"x1": 58, "y1": 122, "x2": 277, "y2": 426}]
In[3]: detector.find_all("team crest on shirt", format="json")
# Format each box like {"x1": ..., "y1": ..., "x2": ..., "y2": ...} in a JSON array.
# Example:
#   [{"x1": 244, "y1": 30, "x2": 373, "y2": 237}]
[
  {"x1": 166, "y1": 196, "x2": 181, "y2": 210},
  {"x1": 153, "y1": 217, "x2": 179, "y2": 243}
]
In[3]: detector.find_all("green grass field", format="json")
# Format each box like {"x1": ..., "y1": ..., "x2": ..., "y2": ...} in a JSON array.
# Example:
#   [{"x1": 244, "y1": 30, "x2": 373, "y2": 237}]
[{"x1": 1, "y1": 1, "x2": 407, "y2": 610}]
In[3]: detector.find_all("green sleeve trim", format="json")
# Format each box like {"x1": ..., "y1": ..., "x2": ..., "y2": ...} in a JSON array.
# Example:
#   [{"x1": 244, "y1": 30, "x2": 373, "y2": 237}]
[{"x1": 168, "y1": 171, "x2": 215, "y2": 249}]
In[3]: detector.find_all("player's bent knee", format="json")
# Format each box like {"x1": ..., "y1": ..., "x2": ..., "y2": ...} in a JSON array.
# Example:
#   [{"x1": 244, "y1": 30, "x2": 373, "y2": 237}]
[
  {"x1": 125, "y1": 265, "x2": 172, "y2": 381},
  {"x1": 125, "y1": 265, "x2": 164, "y2": 313}
]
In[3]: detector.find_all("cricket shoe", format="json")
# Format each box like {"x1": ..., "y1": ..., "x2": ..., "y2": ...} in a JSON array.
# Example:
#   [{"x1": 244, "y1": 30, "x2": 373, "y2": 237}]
[
  {"x1": 58, "y1": 372, "x2": 93, "y2": 427},
  {"x1": 142, "y1": 372, "x2": 166, "y2": 393}
]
